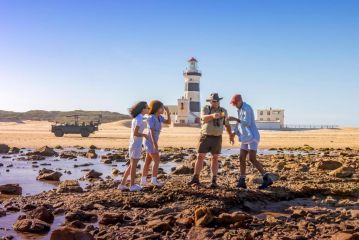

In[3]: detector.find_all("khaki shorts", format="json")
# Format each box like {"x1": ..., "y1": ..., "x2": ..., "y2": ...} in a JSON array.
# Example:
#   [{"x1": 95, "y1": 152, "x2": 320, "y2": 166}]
[{"x1": 198, "y1": 135, "x2": 222, "y2": 155}]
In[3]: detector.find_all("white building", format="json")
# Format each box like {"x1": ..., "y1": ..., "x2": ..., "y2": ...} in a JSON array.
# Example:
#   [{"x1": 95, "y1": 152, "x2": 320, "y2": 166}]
[
  {"x1": 168, "y1": 57, "x2": 202, "y2": 126},
  {"x1": 256, "y1": 108, "x2": 285, "y2": 130}
]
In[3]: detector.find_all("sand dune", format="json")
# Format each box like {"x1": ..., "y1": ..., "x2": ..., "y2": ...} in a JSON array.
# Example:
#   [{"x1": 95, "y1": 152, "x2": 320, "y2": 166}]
[{"x1": 0, "y1": 121, "x2": 358, "y2": 149}]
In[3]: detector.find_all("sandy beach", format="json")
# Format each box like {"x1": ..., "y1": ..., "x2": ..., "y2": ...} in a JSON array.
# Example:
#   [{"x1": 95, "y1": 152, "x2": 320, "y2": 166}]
[{"x1": 0, "y1": 120, "x2": 358, "y2": 149}]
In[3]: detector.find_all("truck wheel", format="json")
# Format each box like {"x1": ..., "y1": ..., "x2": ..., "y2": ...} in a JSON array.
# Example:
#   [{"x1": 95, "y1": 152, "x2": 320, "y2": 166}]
[
  {"x1": 80, "y1": 129, "x2": 90, "y2": 137},
  {"x1": 54, "y1": 129, "x2": 64, "y2": 137}
]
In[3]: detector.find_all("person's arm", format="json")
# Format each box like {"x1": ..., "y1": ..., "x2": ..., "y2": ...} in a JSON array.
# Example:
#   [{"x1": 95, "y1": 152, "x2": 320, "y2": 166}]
[
  {"x1": 150, "y1": 128, "x2": 158, "y2": 150},
  {"x1": 201, "y1": 106, "x2": 221, "y2": 123},
  {"x1": 133, "y1": 126, "x2": 148, "y2": 139},
  {"x1": 163, "y1": 106, "x2": 171, "y2": 124},
  {"x1": 224, "y1": 110, "x2": 234, "y2": 144}
]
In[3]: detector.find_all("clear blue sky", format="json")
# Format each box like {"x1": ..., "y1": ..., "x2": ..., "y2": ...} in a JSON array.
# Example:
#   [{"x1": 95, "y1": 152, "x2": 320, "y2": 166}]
[{"x1": 0, "y1": 1, "x2": 358, "y2": 126}]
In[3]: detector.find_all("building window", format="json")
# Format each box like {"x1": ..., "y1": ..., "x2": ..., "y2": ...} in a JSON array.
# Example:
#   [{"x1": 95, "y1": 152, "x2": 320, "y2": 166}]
[
  {"x1": 267, "y1": 118, "x2": 270, "y2": 121},
  {"x1": 267, "y1": 111, "x2": 270, "y2": 115},
  {"x1": 276, "y1": 118, "x2": 279, "y2": 121},
  {"x1": 260, "y1": 118, "x2": 263, "y2": 121},
  {"x1": 260, "y1": 111, "x2": 263, "y2": 115},
  {"x1": 180, "y1": 103, "x2": 184, "y2": 110}
]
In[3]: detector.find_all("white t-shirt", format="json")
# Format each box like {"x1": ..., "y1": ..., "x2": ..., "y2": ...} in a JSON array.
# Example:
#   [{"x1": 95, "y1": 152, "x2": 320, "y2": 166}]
[{"x1": 129, "y1": 114, "x2": 145, "y2": 148}]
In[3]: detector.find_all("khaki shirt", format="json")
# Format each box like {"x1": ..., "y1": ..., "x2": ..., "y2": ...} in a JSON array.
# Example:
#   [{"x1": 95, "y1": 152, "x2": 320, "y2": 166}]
[{"x1": 200, "y1": 105, "x2": 230, "y2": 136}]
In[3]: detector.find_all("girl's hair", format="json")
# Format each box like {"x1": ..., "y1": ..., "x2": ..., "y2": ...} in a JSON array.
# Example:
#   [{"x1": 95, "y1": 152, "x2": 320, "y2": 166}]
[
  {"x1": 149, "y1": 100, "x2": 164, "y2": 115},
  {"x1": 129, "y1": 101, "x2": 148, "y2": 118}
]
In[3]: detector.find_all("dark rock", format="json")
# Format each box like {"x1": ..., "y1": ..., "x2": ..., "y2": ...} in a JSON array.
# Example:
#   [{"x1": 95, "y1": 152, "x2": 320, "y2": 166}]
[
  {"x1": 0, "y1": 184, "x2": 22, "y2": 195},
  {"x1": 99, "y1": 212, "x2": 124, "y2": 225},
  {"x1": 329, "y1": 166, "x2": 355, "y2": 178},
  {"x1": 176, "y1": 217, "x2": 193, "y2": 228},
  {"x1": 13, "y1": 219, "x2": 50, "y2": 233},
  {"x1": 0, "y1": 144, "x2": 10, "y2": 153},
  {"x1": 65, "y1": 210, "x2": 98, "y2": 223},
  {"x1": 50, "y1": 226, "x2": 95, "y2": 240},
  {"x1": 147, "y1": 219, "x2": 172, "y2": 233},
  {"x1": 86, "y1": 149, "x2": 97, "y2": 159},
  {"x1": 216, "y1": 211, "x2": 252, "y2": 226},
  {"x1": 27, "y1": 206, "x2": 54, "y2": 224},
  {"x1": 37, "y1": 168, "x2": 62, "y2": 181},
  {"x1": 85, "y1": 170, "x2": 102, "y2": 179},
  {"x1": 316, "y1": 160, "x2": 342, "y2": 170},
  {"x1": 57, "y1": 180, "x2": 83, "y2": 193}
]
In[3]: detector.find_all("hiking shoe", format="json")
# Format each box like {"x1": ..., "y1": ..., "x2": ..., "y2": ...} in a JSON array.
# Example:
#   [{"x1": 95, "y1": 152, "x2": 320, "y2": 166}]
[
  {"x1": 129, "y1": 184, "x2": 143, "y2": 192},
  {"x1": 118, "y1": 184, "x2": 129, "y2": 191},
  {"x1": 258, "y1": 174, "x2": 273, "y2": 189},
  {"x1": 187, "y1": 176, "x2": 200, "y2": 186},
  {"x1": 237, "y1": 177, "x2": 247, "y2": 189}
]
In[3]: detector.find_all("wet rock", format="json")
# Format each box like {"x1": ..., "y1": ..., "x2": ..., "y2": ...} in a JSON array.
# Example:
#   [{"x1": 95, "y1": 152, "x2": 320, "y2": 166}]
[
  {"x1": 67, "y1": 220, "x2": 86, "y2": 229},
  {"x1": 194, "y1": 207, "x2": 213, "y2": 227},
  {"x1": 13, "y1": 219, "x2": 50, "y2": 233},
  {"x1": 147, "y1": 219, "x2": 172, "y2": 233},
  {"x1": 60, "y1": 151, "x2": 78, "y2": 159},
  {"x1": 172, "y1": 165, "x2": 194, "y2": 175},
  {"x1": 316, "y1": 160, "x2": 342, "y2": 170},
  {"x1": 0, "y1": 184, "x2": 22, "y2": 195},
  {"x1": 99, "y1": 212, "x2": 124, "y2": 225},
  {"x1": 9, "y1": 147, "x2": 20, "y2": 154},
  {"x1": 329, "y1": 166, "x2": 355, "y2": 178},
  {"x1": 50, "y1": 226, "x2": 95, "y2": 240},
  {"x1": 0, "y1": 208, "x2": 6, "y2": 217},
  {"x1": 100, "y1": 158, "x2": 113, "y2": 164},
  {"x1": 111, "y1": 168, "x2": 119, "y2": 175},
  {"x1": 0, "y1": 144, "x2": 10, "y2": 153},
  {"x1": 27, "y1": 206, "x2": 54, "y2": 224},
  {"x1": 37, "y1": 168, "x2": 62, "y2": 181},
  {"x1": 89, "y1": 145, "x2": 97, "y2": 150},
  {"x1": 85, "y1": 170, "x2": 102, "y2": 179},
  {"x1": 57, "y1": 180, "x2": 83, "y2": 193},
  {"x1": 32, "y1": 146, "x2": 58, "y2": 157},
  {"x1": 86, "y1": 149, "x2": 97, "y2": 159},
  {"x1": 65, "y1": 210, "x2": 98, "y2": 223}
]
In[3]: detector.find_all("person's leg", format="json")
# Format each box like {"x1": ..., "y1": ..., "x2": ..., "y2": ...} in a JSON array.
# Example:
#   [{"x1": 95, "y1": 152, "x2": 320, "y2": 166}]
[
  {"x1": 237, "y1": 145, "x2": 249, "y2": 189},
  {"x1": 121, "y1": 164, "x2": 131, "y2": 185},
  {"x1": 248, "y1": 150, "x2": 266, "y2": 175},
  {"x1": 210, "y1": 154, "x2": 219, "y2": 188},
  {"x1": 130, "y1": 159, "x2": 139, "y2": 186},
  {"x1": 141, "y1": 153, "x2": 152, "y2": 184},
  {"x1": 150, "y1": 153, "x2": 160, "y2": 178},
  {"x1": 149, "y1": 152, "x2": 163, "y2": 186},
  {"x1": 188, "y1": 153, "x2": 206, "y2": 185},
  {"x1": 247, "y1": 142, "x2": 273, "y2": 189}
]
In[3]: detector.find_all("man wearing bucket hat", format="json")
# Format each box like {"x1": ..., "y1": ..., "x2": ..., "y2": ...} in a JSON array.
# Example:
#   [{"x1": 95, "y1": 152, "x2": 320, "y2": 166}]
[
  {"x1": 188, "y1": 93, "x2": 234, "y2": 188},
  {"x1": 229, "y1": 94, "x2": 273, "y2": 189}
]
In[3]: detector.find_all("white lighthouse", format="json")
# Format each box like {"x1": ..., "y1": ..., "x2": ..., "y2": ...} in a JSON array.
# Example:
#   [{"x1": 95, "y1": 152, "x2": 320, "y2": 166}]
[
  {"x1": 167, "y1": 57, "x2": 202, "y2": 125},
  {"x1": 184, "y1": 57, "x2": 201, "y2": 119}
]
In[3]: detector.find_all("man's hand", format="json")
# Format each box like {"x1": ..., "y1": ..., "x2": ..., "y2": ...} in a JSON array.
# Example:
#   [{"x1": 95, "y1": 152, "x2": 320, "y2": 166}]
[
  {"x1": 229, "y1": 133, "x2": 235, "y2": 145},
  {"x1": 212, "y1": 113, "x2": 221, "y2": 119},
  {"x1": 143, "y1": 134, "x2": 149, "y2": 140}
]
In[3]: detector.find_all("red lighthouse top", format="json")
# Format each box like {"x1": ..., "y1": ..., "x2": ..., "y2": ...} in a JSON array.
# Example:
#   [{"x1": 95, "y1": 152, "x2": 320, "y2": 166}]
[{"x1": 188, "y1": 57, "x2": 197, "y2": 62}]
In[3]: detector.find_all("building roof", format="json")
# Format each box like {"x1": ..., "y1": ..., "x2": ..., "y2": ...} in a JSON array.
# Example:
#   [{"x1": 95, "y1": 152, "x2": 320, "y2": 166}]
[{"x1": 188, "y1": 57, "x2": 197, "y2": 62}]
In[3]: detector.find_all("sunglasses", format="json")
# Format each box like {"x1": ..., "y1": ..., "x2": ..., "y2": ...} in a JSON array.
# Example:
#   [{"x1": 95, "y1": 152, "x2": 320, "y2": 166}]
[{"x1": 211, "y1": 100, "x2": 218, "y2": 103}]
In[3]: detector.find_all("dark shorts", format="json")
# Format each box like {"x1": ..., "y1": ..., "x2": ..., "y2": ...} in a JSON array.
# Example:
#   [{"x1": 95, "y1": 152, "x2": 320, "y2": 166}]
[{"x1": 198, "y1": 135, "x2": 222, "y2": 155}]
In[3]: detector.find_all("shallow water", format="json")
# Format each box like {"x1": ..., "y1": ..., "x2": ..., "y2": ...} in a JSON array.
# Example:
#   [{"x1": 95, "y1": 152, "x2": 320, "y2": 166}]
[
  {"x1": 222, "y1": 148, "x2": 314, "y2": 156},
  {"x1": 0, "y1": 148, "x2": 177, "y2": 196}
]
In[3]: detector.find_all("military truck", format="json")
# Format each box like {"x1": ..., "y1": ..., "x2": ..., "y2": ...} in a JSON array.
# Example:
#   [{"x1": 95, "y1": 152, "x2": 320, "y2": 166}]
[{"x1": 51, "y1": 115, "x2": 102, "y2": 137}]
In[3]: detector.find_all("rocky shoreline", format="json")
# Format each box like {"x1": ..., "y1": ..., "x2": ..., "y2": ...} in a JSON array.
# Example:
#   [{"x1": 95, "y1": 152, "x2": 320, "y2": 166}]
[{"x1": 0, "y1": 144, "x2": 358, "y2": 239}]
